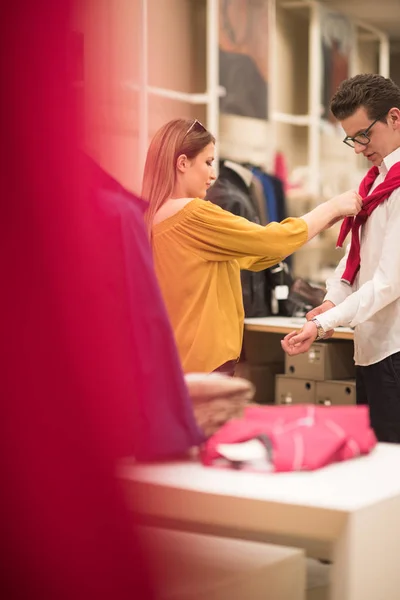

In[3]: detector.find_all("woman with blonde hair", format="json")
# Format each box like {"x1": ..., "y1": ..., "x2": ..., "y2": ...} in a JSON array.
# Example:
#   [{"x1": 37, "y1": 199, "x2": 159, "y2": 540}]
[{"x1": 142, "y1": 118, "x2": 361, "y2": 375}]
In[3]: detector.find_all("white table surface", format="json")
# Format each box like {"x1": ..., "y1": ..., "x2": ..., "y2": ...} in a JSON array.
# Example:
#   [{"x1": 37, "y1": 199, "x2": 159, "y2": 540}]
[
  {"x1": 122, "y1": 443, "x2": 400, "y2": 513},
  {"x1": 122, "y1": 444, "x2": 400, "y2": 599},
  {"x1": 244, "y1": 316, "x2": 353, "y2": 336}
]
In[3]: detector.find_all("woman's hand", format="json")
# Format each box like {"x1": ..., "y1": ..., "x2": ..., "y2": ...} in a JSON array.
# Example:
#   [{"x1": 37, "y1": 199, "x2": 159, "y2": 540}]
[{"x1": 329, "y1": 190, "x2": 362, "y2": 218}]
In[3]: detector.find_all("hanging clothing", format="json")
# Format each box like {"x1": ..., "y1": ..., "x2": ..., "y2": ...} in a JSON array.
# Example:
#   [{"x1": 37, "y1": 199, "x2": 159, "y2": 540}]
[
  {"x1": 252, "y1": 168, "x2": 288, "y2": 224},
  {"x1": 206, "y1": 164, "x2": 269, "y2": 319},
  {"x1": 152, "y1": 198, "x2": 308, "y2": 373},
  {"x1": 270, "y1": 174, "x2": 288, "y2": 222},
  {"x1": 273, "y1": 151, "x2": 289, "y2": 193},
  {"x1": 252, "y1": 168, "x2": 278, "y2": 222},
  {"x1": 250, "y1": 174, "x2": 269, "y2": 225}
]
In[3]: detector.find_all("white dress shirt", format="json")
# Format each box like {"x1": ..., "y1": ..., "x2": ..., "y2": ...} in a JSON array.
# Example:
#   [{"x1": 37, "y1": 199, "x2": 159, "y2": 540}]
[{"x1": 317, "y1": 146, "x2": 400, "y2": 366}]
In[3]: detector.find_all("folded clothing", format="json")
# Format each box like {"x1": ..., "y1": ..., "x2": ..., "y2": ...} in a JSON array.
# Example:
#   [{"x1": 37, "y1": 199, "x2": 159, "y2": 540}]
[
  {"x1": 185, "y1": 373, "x2": 255, "y2": 438},
  {"x1": 201, "y1": 404, "x2": 377, "y2": 472}
]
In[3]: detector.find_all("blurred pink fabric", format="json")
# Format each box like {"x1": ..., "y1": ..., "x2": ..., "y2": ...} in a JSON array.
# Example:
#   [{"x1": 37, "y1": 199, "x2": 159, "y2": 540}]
[{"x1": 0, "y1": 1, "x2": 199, "y2": 597}]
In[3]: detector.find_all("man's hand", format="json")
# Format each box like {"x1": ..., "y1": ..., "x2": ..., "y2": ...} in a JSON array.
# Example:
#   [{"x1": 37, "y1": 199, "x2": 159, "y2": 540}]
[
  {"x1": 281, "y1": 321, "x2": 318, "y2": 356},
  {"x1": 306, "y1": 300, "x2": 335, "y2": 339},
  {"x1": 281, "y1": 300, "x2": 337, "y2": 355}
]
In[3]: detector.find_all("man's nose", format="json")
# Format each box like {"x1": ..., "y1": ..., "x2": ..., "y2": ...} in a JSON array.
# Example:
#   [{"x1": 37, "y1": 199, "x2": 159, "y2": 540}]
[{"x1": 354, "y1": 141, "x2": 367, "y2": 155}]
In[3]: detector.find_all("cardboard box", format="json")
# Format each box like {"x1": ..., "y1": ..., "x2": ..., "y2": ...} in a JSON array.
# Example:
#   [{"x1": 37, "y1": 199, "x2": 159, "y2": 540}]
[
  {"x1": 275, "y1": 374, "x2": 316, "y2": 405},
  {"x1": 315, "y1": 379, "x2": 356, "y2": 406},
  {"x1": 243, "y1": 330, "x2": 285, "y2": 365},
  {"x1": 285, "y1": 341, "x2": 355, "y2": 381},
  {"x1": 248, "y1": 362, "x2": 285, "y2": 404}
]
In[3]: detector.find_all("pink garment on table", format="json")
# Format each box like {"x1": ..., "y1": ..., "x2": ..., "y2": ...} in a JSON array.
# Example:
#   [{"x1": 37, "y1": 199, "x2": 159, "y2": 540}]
[{"x1": 201, "y1": 404, "x2": 377, "y2": 472}]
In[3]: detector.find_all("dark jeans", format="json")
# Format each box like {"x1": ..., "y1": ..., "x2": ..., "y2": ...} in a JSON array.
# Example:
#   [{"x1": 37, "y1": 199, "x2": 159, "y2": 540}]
[
  {"x1": 213, "y1": 359, "x2": 237, "y2": 377},
  {"x1": 356, "y1": 351, "x2": 400, "y2": 443}
]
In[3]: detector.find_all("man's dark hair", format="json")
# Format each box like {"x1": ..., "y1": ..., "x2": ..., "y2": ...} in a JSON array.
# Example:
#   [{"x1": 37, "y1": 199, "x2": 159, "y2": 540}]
[{"x1": 330, "y1": 74, "x2": 400, "y2": 123}]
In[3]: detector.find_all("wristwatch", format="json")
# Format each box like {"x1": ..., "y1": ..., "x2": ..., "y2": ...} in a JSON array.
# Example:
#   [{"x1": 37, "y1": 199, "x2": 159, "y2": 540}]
[{"x1": 311, "y1": 317, "x2": 326, "y2": 341}]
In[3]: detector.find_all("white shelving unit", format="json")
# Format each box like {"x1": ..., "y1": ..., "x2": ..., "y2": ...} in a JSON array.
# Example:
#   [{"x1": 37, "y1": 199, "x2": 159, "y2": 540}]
[
  {"x1": 274, "y1": 0, "x2": 390, "y2": 198},
  {"x1": 75, "y1": 0, "x2": 391, "y2": 200},
  {"x1": 131, "y1": 0, "x2": 222, "y2": 178}
]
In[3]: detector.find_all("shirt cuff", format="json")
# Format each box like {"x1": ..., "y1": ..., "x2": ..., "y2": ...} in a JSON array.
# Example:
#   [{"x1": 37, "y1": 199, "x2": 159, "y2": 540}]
[
  {"x1": 316, "y1": 305, "x2": 344, "y2": 332},
  {"x1": 324, "y1": 286, "x2": 352, "y2": 307}
]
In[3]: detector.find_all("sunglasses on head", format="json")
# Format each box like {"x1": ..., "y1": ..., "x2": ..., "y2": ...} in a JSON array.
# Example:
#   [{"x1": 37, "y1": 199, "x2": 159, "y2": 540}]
[{"x1": 183, "y1": 119, "x2": 207, "y2": 140}]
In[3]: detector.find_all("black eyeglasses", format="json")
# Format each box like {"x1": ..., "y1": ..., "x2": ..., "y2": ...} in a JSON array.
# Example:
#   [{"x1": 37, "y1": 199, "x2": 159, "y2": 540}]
[
  {"x1": 343, "y1": 113, "x2": 388, "y2": 148},
  {"x1": 182, "y1": 118, "x2": 207, "y2": 140}
]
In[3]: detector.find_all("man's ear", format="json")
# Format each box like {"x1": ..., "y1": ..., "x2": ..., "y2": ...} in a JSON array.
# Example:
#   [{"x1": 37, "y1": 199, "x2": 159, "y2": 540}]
[
  {"x1": 388, "y1": 107, "x2": 400, "y2": 129},
  {"x1": 176, "y1": 153, "x2": 188, "y2": 173}
]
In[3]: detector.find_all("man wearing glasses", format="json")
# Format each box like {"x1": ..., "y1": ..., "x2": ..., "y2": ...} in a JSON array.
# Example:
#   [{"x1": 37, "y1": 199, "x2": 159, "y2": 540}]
[{"x1": 282, "y1": 73, "x2": 400, "y2": 443}]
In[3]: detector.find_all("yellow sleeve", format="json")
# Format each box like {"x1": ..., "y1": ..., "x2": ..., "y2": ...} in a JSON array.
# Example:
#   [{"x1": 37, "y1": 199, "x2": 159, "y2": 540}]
[{"x1": 173, "y1": 200, "x2": 308, "y2": 269}]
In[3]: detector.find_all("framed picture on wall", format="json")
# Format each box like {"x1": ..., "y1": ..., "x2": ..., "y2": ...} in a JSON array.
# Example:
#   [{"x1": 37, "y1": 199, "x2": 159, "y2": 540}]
[
  {"x1": 320, "y1": 8, "x2": 355, "y2": 123},
  {"x1": 219, "y1": 0, "x2": 270, "y2": 121}
]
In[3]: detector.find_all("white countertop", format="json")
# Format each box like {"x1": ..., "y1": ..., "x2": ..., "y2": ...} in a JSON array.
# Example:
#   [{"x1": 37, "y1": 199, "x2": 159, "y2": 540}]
[
  {"x1": 122, "y1": 444, "x2": 400, "y2": 513},
  {"x1": 244, "y1": 316, "x2": 353, "y2": 335}
]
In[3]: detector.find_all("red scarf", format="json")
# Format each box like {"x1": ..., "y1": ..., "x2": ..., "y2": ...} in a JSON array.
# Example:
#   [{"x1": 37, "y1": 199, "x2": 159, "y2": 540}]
[{"x1": 337, "y1": 161, "x2": 400, "y2": 284}]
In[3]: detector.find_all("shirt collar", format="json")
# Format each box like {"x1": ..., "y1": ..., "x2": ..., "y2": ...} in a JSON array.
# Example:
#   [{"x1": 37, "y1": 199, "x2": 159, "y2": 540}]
[{"x1": 380, "y1": 146, "x2": 400, "y2": 176}]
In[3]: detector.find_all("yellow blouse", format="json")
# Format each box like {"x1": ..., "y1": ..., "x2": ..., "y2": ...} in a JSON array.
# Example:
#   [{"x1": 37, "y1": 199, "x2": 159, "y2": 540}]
[{"x1": 152, "y1": 199, "x2": 308, "y2": 373}]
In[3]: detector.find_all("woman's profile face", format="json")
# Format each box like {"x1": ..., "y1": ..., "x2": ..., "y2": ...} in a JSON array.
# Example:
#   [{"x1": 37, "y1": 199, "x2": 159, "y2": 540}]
[{"x1": 183, "y1": 142, "x2": 216, "y2": 199}]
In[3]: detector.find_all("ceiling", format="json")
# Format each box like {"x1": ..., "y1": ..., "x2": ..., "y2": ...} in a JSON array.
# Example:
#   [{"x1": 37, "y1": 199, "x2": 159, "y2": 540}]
[{"x1": 317, "y1": 0, "x2": 400, "y2": 40}]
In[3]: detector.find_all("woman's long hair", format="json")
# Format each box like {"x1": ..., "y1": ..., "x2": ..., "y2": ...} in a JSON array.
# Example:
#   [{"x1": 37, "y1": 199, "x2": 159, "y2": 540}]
[{"x1": 142, "y1": 118, "x2": 215, "y2": 237}]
